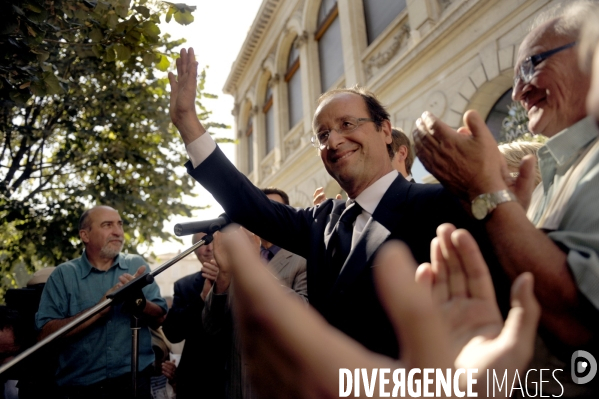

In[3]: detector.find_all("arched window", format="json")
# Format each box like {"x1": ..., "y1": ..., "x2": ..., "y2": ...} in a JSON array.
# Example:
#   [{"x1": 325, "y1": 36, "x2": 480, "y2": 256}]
[
  {"x1": 246, "y1": 118, "x2": 254, "y2": 173},
  {"x1": 363, "y1": 0, "x2": 406, "y2": 45},
  {"x1": 316, "y1": 0, "x2": 344, "y2": 92},
  {"x1": 485, "y1": 88, "x2": 530, "y2": 142},
  {"x1": 286, "y1": 39, "x2": 303, "y2": 129},
  {"x1": 264, "y1": 85, "x2": 275, "y2": 154}
]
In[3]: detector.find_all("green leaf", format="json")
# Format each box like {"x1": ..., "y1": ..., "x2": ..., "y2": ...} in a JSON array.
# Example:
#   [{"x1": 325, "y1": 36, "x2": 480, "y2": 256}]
[
  {"x1": 135, "y1": 5, "x2": 150, "y2": 18},
  {"x1": 173, "y1": 10, "x2": 194, "y2": 25},
  {"x1": 30, "y1": 81, "x2": 46, "y2": 96},
  {"x1": 43, "y1": 71, "x2": 62, "y2": 95},
  {"x1": 141, "y1": 21, "x2": 160, "y2": 40},
  {"x1": 156, "y1": 54, "x2": 170, "y2": 71},
  {"x1": 115, "y1": 5, "x2": 129, "y2": 18},
  {"x1": 24, "y1": 3, "x2": 43, "y2": 12},
  {"x1": 26, "y1": 24, "x2": 37, "y2": 37},
  {"x1": 75, "y1": 9, "x2": 89, "y2": 21},
  {"x1": 104, "y1": 46, "x2": 116, "y2": 62},
  {"x1": 125, "y1": 28, "x2": 142, "y2": 45},
  {"x1": 25, "y1": 6, "x2": 48, "y2": 23},
  {"x1": 164, "y1": 2, "x2": 197, "y2": 13},
  {"x1": 95, "y1": 1, "x2": 110, "y2": 13},
  {"x1": 31, "y1": 48, "x2": 50, "y2": 62},
  {"x1": 106, "y1": 12, "x2": 118, "y2": 29},
  {"x1": 12, "y1": 5, "x2": 26, "y2": 16},
  {"x1": 92, "y1": 44, "x2": 103, "y2": 58},
  {"x1": 114, "y1": 44, "x2": 131, "y2": 61},
  {"x1": 142, "y1": 52, "x2": 155, "y2": 66},
  {"x1": 9, "y1": 89, "x2": 32, "y2": 105},
  {"x1": 90, "y1": 27, "x2": 103, "y2": 42},
  {"x1": 165, "y1": 7, "x2": 174, "y2": 23}
]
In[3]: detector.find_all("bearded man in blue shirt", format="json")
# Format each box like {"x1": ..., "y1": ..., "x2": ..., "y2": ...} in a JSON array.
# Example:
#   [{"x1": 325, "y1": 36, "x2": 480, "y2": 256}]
[{"x1": 35, "y1": 205, "x2": 167, "y2": 399}]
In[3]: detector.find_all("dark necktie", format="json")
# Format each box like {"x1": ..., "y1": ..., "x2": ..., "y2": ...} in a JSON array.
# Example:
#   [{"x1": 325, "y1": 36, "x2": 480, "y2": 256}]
[{"x1": 329, "y1": 201, "x2": 363, "y2": 280}]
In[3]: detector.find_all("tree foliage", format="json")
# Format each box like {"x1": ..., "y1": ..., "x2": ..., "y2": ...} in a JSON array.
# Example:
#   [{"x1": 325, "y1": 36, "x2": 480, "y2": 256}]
[
  {"x1": 498, "y1": 101, "x2": 531, "y2": 143},
  {"x1": 0, "y1": 0, "x2": 227, "y2": 297}
]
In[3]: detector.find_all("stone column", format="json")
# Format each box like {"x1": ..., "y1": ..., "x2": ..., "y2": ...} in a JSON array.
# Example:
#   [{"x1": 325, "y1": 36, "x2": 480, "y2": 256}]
[
  {"x1": 297, "y1": 30, "x2": 319, "y2": 139},
  {"x1": 337, "y1": 0, "x2": 368, "y2": 86},
  {"x1": 269, "y1": 73, "x2": 283, "y2": 168}
]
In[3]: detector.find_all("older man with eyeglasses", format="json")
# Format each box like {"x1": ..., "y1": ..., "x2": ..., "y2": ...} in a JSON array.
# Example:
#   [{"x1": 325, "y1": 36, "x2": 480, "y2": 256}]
[
  {"x1": 414, "y1": 1, "x2": 599, "y2": 397},
  {"x1": 168, "y1": 48, "x2": 504, "y2": 360}
]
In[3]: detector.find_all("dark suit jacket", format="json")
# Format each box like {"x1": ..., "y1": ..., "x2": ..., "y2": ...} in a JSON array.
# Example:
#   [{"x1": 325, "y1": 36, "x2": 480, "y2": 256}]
[
  {"x1": 162, "y1": 272, "x2": 228, "y2": 399},
  {"x1": 187, "y1": 147, "x2": 508, "y2": 359}
]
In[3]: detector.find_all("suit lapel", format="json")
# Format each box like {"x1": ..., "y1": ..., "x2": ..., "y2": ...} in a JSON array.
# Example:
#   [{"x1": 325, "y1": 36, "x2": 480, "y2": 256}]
[
  {"x1": 328, "y1": 176, "x2": 412, "y2": 296},
  {"x1": 330, "y1": 218, "x2": 390, "y2": 295},
  {"x1": 267, "y1": 249, "x2": 292, "y2": 276}
]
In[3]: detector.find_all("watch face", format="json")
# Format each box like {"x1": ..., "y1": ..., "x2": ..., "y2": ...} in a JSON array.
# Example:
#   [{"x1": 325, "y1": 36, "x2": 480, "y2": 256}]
[{"x1": 471, "y1": 197, "x2": 488, "y2": 220}]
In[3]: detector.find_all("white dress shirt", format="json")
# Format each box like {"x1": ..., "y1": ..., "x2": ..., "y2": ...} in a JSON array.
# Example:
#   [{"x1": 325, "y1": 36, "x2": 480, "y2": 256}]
[{"x1": 351, "y1": 170, "x2": 398, "y2": 249}]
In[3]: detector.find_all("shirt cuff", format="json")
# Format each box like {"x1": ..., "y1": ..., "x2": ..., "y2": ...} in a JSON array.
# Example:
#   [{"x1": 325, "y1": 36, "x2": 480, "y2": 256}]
[{"x1": 186, "y1": 132, "x2": 217, "y2": 168}]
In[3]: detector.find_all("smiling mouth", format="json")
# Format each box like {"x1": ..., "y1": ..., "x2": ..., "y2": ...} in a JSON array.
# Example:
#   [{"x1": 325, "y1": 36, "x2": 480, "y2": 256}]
[
  {"x1": 331, "y1": 149, "x2": 356, "y2": 163},
  {"x1": 526, "y1": 96, "x2": 546, "y2": 114}
]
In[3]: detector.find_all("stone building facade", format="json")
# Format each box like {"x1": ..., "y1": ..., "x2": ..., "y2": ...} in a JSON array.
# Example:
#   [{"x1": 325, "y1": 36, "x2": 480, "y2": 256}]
[{"x1": 223, "y1": 0, "x2": 556, "y2": 205}]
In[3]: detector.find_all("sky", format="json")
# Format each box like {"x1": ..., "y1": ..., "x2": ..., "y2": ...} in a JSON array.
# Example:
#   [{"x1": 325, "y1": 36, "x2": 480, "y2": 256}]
[{"x1": 147, "y1": 0, "x2": 264, "y2": 255}]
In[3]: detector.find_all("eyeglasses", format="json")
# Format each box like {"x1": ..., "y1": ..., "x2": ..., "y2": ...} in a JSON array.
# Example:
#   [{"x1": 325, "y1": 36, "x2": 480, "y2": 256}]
[
  {"x1": 513, "y1": 42, "x2": 576, "y2": 87},
  {"x1": 311, "y1": 117, "x2": 374, "y2": 150}
]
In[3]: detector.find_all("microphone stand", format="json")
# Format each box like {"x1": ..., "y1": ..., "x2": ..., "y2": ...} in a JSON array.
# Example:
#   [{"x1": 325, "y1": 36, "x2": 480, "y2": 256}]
[{"x1": 0, "y1": 234, "x2": 215, "y2": 398}]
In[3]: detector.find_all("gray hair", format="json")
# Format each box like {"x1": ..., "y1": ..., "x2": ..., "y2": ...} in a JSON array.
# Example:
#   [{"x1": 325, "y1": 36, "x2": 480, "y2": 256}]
[
  {"x1": 531, "y1": 0, "x2": 599, "y2": 39},
  {"x1": 579, "y1": 2, "x2": 599, "y2": 72}
]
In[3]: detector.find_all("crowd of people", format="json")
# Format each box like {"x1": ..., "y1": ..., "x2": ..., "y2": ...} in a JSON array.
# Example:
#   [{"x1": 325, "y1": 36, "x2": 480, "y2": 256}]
[{"x1": 2, "y1": 0, "x2": 599, "y2": 398}]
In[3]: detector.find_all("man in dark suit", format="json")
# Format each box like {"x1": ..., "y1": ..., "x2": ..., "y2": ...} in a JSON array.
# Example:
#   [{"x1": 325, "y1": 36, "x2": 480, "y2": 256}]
[
  {"x1": 168, "y1": 48, "x2": 505, "y2": 359},
  {"x1": 162, "y1": 232, "x2": 226, "y2": 399}
]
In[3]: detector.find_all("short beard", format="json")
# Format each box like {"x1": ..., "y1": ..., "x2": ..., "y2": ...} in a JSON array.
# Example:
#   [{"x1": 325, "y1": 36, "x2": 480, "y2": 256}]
[{"x1": 100, "y1": 242, "x2": 123, "y2": 260}]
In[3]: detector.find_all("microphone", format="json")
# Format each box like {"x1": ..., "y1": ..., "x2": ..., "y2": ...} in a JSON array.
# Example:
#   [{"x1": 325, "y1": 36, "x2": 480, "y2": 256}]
[{"x1": 174, "y1": 214, "x2": 232, "y2": 236}]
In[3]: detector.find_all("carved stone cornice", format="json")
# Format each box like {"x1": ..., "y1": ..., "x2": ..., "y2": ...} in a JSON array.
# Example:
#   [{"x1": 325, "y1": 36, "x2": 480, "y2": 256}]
[
  {"x1": 294, "y1": 30, "x2": 309, "y2": 48},
  {"x1": 439, "y1": 0, "x2": 452, "y2": 11},
  {"x1": 365, "y1": 23, "x2": 411, "y2": 79},
  {"x1": 268, "y1": 73, "x2": 280, "y2": 88},
  {"x1": 261, "y1": 158, "x2": 274, "y2": 177},
  {"x1": 262, "y1": 52, "x2": 276, "y2": 72},
  {"x1": 284, "y1": 134, "x2": 301, "y2": 158},
  {"x1": 223, "y1": 0, "x2": 282, "y2": 95}
]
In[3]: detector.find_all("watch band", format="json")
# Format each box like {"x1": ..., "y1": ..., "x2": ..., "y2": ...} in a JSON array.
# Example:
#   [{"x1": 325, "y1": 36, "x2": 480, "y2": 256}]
[{"x1": 471, "y1": 189, "x2": 517, "y2": 220}]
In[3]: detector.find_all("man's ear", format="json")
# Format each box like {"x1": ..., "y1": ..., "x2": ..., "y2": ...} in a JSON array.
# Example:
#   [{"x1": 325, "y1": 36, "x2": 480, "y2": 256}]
[
  {"x1": 381, "y1": 120, "x2": 392, "y2": 144},
  {"x1": 397, "y1": 145, "x2": 408, "y2": 161},
  {"x1": 80, "y1": 230, "x2": 89, "y2": 244}
]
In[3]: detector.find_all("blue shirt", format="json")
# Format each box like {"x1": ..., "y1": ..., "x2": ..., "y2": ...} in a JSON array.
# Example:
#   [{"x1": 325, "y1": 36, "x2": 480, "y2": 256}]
[
  {"x1": 533, "y1": 116, "x2": 599, "y2": 309},
  {"x1": 35, "y1": 251, "x2": 167, "y2": 387}
]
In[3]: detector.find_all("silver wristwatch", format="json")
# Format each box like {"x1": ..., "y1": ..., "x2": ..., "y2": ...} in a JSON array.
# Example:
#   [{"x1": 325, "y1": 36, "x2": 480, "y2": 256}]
[{"x1": 471, "y1": 190, "x2": 517, "y2": 220}]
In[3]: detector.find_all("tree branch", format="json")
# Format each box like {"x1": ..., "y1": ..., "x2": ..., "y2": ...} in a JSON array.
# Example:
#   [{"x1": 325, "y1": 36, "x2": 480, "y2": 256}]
[
  {"x1": 0, "y1": 129, "x2": 10, "y2": 165},
  {"x1": 24, "y1": 157, "x2": 82, "y2": 200},
  {"x1": 2, "y1": 135, "x2": 29, "y2": 191}
]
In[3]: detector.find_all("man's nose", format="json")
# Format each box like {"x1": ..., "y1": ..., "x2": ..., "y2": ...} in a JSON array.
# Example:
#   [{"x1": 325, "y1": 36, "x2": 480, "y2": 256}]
[
  {"x1": 326, "y1": 128, "x2": 345, "y2": 149},
  {"x1": 512, "y1": 78, "x2": 527, "y2": 101}
]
